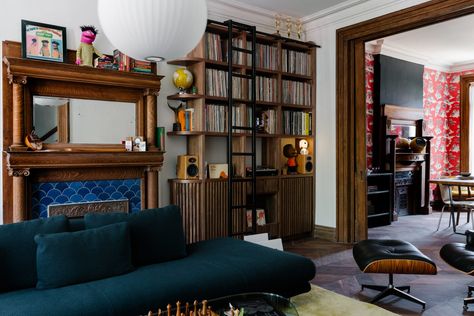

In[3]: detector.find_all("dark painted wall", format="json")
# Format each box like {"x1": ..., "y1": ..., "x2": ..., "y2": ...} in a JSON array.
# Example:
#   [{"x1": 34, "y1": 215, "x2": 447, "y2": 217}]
[{"x1": 374, "y1": 54, "x2": 424, "y2": 108}]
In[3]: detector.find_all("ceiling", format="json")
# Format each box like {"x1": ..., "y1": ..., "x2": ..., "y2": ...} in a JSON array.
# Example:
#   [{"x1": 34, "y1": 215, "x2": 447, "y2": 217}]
[
  {"x1": 233, "y1": 0, "x2": 352, "y2": 18},
  {"x1": 377, "y1": 14, "x2": 474, "y2": 69}
]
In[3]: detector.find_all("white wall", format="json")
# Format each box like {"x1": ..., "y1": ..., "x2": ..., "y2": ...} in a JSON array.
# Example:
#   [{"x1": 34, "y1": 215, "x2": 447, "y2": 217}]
[
  {"x1": 303, "y1": 0, "x2": 429, "y2": 227},
  {"x1": 0, "y1": 0, "x2": 432, "y2": 227}
]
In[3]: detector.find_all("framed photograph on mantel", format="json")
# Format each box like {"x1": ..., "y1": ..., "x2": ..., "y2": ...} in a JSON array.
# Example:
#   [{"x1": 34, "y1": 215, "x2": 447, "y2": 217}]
[{"x1": 21, "y1": 20, "x2": 67, "y2": 63}]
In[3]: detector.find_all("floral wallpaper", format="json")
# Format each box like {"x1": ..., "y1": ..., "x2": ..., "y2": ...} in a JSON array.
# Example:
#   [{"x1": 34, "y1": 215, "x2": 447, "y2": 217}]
[
  {"x1": 366, "y1": 53, "x2": 375, "y2": 169},
  {"x1": 365, "y1": 53, "x2": 474, "y2": 201},
  {"x1": 423, "y1": 68, "x2": 474, "y2": 198}
]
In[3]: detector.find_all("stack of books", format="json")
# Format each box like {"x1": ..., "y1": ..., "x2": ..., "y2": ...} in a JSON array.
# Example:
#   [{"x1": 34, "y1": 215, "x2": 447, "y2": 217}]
[
  {"x1": 94, "y1": 56, "x2": 117, "y2": 70},
  {"x1": 113, "y1": 49, "x2": 152, "y2": 73}
]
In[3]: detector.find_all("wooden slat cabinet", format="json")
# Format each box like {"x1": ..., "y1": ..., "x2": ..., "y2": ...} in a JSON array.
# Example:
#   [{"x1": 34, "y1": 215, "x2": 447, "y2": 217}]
[
  {"x1": 280, "y1": 176, "x2": 314, "y2": 238},
  {"x1": 171, "y1": 176, "x2": 314, "y2": 243}
]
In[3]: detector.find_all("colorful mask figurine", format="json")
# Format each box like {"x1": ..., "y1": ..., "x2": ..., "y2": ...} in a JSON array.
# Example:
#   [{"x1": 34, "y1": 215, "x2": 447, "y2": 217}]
[{"x1": 76, "y1": 25, "x2": 102, "y2": 67}]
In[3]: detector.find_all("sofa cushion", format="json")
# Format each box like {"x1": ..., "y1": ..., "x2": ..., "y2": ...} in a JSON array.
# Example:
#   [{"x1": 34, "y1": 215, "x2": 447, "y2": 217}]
[
  {"x1": 0, "y1": 215, "x2": 68, "y2": 292},
  {"x1": 84, "y1": 205, "x2": 186, "y2": 266},
  {"x1": 35, "y1": 222, "x2": 133, "y2": 290},
  {"x1": 0, "y1": 237, "x2": 315, "y2": 316}
]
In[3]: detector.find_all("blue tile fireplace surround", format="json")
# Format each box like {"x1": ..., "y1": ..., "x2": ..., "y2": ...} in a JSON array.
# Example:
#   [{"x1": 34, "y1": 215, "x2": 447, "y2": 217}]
[{"x1": 31, "y1": 179, "x2": 141, "y2": 218}]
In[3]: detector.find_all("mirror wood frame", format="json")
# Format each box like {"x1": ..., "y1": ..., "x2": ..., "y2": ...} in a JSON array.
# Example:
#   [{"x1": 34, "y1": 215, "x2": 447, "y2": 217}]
[
  {"x1": 2, "y1": 41, "x2": 163, "y2": 223},
  {"x1": 336, "y1": 0, "x2": 474, "y2": 243}
]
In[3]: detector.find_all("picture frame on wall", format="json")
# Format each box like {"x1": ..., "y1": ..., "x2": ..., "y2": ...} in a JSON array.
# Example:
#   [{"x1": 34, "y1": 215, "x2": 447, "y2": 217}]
[{"x1": 21, "y1": 20, "x2": 67, "y2": 63}]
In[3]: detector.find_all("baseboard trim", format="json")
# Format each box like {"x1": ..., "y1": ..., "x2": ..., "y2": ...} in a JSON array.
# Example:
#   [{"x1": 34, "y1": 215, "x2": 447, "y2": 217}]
[{"x1": 314, "y1": 225, "x2": 336, "y2": 241}]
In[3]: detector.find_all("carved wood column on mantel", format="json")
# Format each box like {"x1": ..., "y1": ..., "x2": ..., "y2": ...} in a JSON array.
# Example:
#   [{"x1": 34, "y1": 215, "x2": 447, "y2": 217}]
[
  {"x1": 145, "y1": 88, "x2": 159, "y2": 149},
  {"x1": 145, "y1": 89, "x2": 159, "y2": 208},
  {"x1": 9, "y1": 168, "x2": 30, "y2": 222},
  {"x1": 9, "y1": 75, "x2": 27, "y2": 150}
]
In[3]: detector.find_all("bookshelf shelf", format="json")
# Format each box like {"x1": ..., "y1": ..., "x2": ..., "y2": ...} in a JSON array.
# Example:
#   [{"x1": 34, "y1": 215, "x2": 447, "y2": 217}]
[
  {"x1": 167, "y1": 20, "x2": 317, "y2": 243},
  {"x1": 167, "y1": 93, "x2": 204, "y2": 101},
  {"x1": 167, "y1": 57, "x2": 204, "y2": 66},
  {"x1": 281, "y1": 72, "x2": 313, "y2": 81}
]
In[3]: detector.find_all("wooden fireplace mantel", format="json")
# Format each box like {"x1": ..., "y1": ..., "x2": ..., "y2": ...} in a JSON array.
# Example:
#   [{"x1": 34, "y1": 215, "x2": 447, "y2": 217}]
[{"x1": 2, "y1": 41, "x2": 164, "y2": 223}]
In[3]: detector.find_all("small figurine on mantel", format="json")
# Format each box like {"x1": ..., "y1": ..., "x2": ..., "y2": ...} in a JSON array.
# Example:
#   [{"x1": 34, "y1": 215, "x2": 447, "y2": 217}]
[{"x1": 76, "y1": 25, "x2": 104, "y2": 67}]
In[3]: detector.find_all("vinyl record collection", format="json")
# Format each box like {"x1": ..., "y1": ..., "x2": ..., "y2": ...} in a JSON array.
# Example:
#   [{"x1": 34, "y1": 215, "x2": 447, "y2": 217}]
[
  {"x1": 282, "y1": 49, "x2": 311, "y2": 76},
  {"x1": 282, "y1": 111, "x2": 312, "y2": 135},
  {"x1": 282, "y1": 80, "x2": 312, "y2": 106},
  {"x1": 254, "y1": 76, "x2": 278, "y2": 102},
  {"x1": 206, "y1": 69, "x2": 246, "y2": 99},
  {"x1": 248, "y1": 42, "x2": 279, "y2": 70},
  {"x1": 205, "y1": 104, "x2": 246, "y2": 133}
]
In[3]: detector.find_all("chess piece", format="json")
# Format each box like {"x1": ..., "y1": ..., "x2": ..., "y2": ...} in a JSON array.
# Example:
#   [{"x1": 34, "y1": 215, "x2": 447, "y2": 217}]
[
  {"x1": 202, "y1": 300, "x2": 208, "y2": 316},
  {"x1": 167, "y1": 304, "x2": 171, "y2": 316},
  {"x1": 185, "y1": 302, "x2": 189, "y2": 316},
  {"x1": 176, "y1": 301, "x2": 181, "y2": 316},
  {"x1": 193, "y1": 300, "x2": 198, "y2": 316},
  {"x1": 158, "y1": 308, "x2": 162, "y2": 316}
]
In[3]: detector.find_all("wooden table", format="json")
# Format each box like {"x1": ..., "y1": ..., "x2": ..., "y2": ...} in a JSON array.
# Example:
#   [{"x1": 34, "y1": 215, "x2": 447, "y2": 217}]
[{"x1": 430, "y1": 177, "x2": 474, "y2": 233}]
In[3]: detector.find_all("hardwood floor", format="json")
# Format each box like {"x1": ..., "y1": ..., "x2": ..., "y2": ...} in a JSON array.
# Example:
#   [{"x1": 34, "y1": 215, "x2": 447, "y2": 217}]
[{"x1": 285, "y1": 212, "x2": 474, "y2": 315}]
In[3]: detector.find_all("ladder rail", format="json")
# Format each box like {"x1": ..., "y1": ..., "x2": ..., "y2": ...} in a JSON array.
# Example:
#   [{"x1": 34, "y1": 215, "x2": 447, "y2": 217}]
[{"x1": 226, "y1": 20, "x2": 257, "y2": 237}]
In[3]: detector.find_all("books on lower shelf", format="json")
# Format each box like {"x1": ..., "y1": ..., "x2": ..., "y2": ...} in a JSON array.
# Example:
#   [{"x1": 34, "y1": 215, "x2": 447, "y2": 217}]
[
  {"x1": 177, "y1": 106, "x2": 195, "y2": 132},
  {"x1": 282, "y1": 49, "x2": 311, "y2": 76},
  {"x1": 282, "y1": 80, "x2": 312, "y2": 106},
  {"x1": 282, "y1": 111, "x2": 312, "y2": 135}
]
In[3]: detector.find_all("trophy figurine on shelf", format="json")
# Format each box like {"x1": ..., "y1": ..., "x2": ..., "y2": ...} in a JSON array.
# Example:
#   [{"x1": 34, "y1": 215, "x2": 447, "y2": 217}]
[
  {"x1": 167, "y1": 102, "x2": 186, "y2": 131},
  {"x1": 296, "y1": 19, "x2": 303, "y2": 40},
  {"x1": 275, "y1": 14, "x2": 281, "y2": 36},
  {"x1": 286, "y1": 17, "x2": 292, "y2": 38}
]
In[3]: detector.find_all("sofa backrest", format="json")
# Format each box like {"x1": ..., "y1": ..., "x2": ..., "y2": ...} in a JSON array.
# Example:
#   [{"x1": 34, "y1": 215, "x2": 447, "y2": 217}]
[{"x1": 0, "y1": 215, "x2": 69, "y2": 292}]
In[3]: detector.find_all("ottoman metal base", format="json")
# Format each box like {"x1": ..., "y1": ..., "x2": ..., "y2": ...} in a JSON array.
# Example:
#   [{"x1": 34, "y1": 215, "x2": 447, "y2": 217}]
[{"x1": 361, "y1": 273, "x2": 426, "y2": 309}]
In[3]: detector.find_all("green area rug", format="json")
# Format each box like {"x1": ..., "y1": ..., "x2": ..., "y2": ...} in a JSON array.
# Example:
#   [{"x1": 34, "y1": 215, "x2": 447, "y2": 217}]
[{"x1": 291, "y1": 285, "x2": 399, "y2": 316}]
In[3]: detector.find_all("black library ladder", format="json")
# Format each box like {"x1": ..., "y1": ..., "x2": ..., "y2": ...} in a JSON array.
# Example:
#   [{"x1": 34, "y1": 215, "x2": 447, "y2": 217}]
[{"x1": 225, "y1": 20, "x2": 257, "y2": 237}]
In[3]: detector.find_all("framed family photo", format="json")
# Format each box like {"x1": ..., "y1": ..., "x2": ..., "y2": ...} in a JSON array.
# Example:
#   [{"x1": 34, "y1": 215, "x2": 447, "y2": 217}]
[{"x1": 21, "y1": 20, "x2": 67, "y2": 63}]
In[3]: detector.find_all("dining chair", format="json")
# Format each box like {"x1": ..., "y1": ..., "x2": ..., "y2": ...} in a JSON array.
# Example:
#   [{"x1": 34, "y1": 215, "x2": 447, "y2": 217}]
[{"x1": 437, "y1": 182, "x2": 474, "y2": 232}]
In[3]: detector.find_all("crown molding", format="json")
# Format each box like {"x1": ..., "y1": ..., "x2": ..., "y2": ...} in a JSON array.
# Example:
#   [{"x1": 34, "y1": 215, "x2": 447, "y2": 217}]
[
  {"x1": 303, "y1": 0, "x2": 428, "y2": 32},
  {"x1": 450, "y1": 61, "x2": 474, "y2": 73},
  {"x1": 207, "y1": 0, "x2": 276, "y2": 34},
  {"x1": 301, "y1": 0, "x2": 369, "y2": 24}
]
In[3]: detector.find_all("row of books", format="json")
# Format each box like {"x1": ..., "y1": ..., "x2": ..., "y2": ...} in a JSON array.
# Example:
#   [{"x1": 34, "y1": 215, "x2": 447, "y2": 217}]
[
  {"x1": 282, "y1": 49, "x2": 311, "y2": 76},
  {"x1": 205, "y1": 69, "x2": 246, "y2": 99},
  {"x1": 205, "y1": 33, "x2": 223, "y2": 61},
  {"x1": 177, "y1": 107, "x2": 195, "y2": 132},
  {"x1": 205, "y1": 104, "x2": 246, "y2": 133},
  {"x1": 248, "y1": 43, "x2": 279, "y2": 70},
  {"x1": 282, "y1": 111, "x2": 312, "y2": 135},
  {"x1": 282, "y1": 80, "x2": 312, "y2": 106},
  {"x1": 254, "y1": 76, "x2": 278, "y2": 103},
  {"x1": 113, "y1": 50, "x2": 152, "y2": 73}
]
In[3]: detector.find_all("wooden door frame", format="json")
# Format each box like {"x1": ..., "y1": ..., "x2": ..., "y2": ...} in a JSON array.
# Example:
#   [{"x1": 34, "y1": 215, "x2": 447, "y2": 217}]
[
  {"x1": 336, "y1": 0, "x2": 474, "y2": 243},
  {"x1": 460, "y1": 75, "x2": 474, "y2": 173}
]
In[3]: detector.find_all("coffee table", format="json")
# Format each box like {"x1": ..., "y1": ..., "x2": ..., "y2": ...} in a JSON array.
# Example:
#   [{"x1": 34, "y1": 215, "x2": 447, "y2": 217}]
[
  {"x1": 146, "y1": 292, "x2": 299, "y2": 316},
  {"x1": 208, "y1": 292, "x2": 298, "y2": 316}
]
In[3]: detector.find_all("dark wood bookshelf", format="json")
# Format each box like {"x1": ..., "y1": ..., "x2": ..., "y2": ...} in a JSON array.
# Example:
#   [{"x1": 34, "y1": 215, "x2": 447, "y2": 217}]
[{"x1": 167, "y1": 20, "x2": 317, "y2": 243}]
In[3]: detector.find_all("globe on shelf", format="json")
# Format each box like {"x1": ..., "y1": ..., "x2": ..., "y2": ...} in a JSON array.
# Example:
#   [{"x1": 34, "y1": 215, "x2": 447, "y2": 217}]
[{"x1": 173, "y1": 68, "x2": 193, "y2": 93}]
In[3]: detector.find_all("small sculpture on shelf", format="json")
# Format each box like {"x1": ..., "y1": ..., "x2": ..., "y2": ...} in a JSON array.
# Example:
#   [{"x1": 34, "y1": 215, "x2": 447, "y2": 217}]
[
  {"x1": 76, "y1": 25, "x2": 104, "y2": 67},
  {"x1": 299, "y1": 139, "x2": 309, "y2": 155},
  {"x1": 283, "y1": 144, "x2": 298, "y2": 174},
  {"x1": 25, "y1": 130, "x2": 43, "y2": 151},
  {"x1": 167, "y1": 102, "x2": 186, "y2": 131}
]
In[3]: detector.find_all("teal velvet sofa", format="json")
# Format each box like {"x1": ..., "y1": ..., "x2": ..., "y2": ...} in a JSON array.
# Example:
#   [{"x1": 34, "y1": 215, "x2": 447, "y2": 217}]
[{"x1": 0, "y1": 205, "x2": 316, "y2": 316}]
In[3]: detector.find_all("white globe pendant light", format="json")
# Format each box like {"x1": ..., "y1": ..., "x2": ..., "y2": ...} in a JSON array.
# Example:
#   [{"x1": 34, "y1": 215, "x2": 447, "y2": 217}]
[{"x1": 98, "y1": 0, "x2": 208, "y2": 62}]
